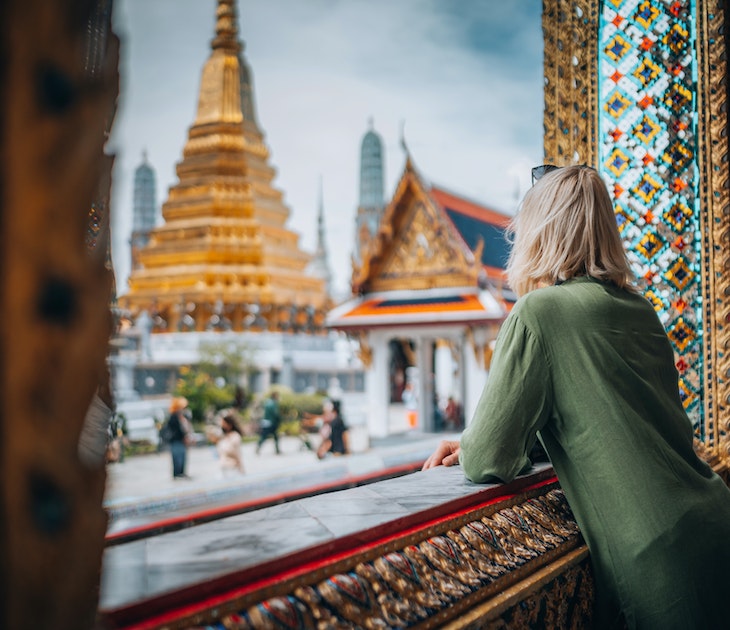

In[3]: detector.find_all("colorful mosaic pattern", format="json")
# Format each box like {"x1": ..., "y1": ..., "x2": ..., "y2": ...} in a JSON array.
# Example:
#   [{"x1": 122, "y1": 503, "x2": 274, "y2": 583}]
[
  {"x1": 598, "y1": 0, "x2": 703, "y2": 431},
  {"x1": 196, "y1": 489, "x2": 592, "y2": 629}
]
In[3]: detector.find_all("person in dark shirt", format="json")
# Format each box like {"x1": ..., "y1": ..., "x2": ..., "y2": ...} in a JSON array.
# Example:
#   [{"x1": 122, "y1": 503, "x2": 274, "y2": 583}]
[
  {"x1": 256, "y1": 391, "x2": 282, "y2": 455},
  {"x1": 166, "y1": 397, "x2": 192, "y2": 479},
  {"x1": 316, "y1": 399, "x2": 349, "y2": 459}
]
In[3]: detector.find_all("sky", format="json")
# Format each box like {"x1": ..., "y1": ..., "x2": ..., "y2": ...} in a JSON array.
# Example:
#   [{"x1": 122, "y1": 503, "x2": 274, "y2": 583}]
[{"x1": 109, "y1": 0, "x2": 544, "y2": 298}]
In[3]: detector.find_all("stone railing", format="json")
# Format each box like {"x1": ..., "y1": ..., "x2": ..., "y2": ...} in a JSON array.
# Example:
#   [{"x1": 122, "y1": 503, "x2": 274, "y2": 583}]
[{"x1": 98, "y1": 463, "x2": 594, "y2": 628}]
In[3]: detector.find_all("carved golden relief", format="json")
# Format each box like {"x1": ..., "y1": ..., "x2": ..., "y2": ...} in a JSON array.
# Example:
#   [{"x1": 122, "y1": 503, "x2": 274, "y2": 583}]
[
  {"x1": 542, "y1": 0, "x2": 599, "y2": 169},
  {"x1": 2, "y1": 1, "x2": 118, "y2": 624},
  {"x1": 351, "y1": 332, "x2": 373, "y2": 368},
  {"x1": 355, "y1": 162, "x2": 479, "y2": 294},
  {"x1": 376, "y1": 200, "x2": 468, "y2": 283},
  {"x1": 696, "y1": 0, "x2": 730, "y2": 464}
]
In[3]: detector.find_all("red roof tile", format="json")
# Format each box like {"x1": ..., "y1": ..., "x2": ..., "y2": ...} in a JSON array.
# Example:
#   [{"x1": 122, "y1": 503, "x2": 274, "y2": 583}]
[{"x1": 430, "y1": 187, "x2": 511, "y2": 228}]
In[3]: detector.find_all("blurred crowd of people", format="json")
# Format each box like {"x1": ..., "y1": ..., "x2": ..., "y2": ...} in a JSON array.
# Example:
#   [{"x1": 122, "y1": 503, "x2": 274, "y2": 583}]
[{"x1": 143, "y1": 392, "x2": 352, "y2": 481}]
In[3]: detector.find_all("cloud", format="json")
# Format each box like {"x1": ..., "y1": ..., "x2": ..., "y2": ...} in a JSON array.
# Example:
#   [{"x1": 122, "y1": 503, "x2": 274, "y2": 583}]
[{"x1": 110, "y1": 0, "x2": 543, "y2": 298}]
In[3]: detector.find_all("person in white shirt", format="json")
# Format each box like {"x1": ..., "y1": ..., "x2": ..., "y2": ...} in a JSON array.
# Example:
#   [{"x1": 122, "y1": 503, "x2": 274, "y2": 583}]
[{"x1": 214, "y1": 414, "x2": 244, "y2": 476}]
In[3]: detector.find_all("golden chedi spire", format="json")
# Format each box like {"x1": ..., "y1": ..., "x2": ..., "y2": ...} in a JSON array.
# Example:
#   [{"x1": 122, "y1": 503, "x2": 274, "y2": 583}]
[
  {"x1": 211, "y1": 0, "x2": 240, "y2": 54},
  {"x1": 121, "y1": 0, "x2": 328, "y2": 334}
]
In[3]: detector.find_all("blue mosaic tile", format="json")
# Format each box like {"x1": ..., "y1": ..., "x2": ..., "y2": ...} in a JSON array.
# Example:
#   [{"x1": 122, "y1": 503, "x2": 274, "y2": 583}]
[{"x1": 598, "y1": 0, "x2": 703, "y2": 431}]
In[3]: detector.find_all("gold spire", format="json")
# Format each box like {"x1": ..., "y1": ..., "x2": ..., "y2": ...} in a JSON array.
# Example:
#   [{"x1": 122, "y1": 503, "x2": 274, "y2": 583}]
[
  {"x1": 121, "y1": 0, "x2": 329, "y2": 333},
  {"x1": 194, "y1": 0, "x2": 244, "y2": 126},
  {"x1": 211, "y1": 0, "x2": 241, "y2": 53}
]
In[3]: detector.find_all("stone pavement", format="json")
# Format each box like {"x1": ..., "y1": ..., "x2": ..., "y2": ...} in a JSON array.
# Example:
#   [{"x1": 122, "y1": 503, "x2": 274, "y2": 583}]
[{"x1": 104, "y1": 430, "x2": 457, "y2": 534}]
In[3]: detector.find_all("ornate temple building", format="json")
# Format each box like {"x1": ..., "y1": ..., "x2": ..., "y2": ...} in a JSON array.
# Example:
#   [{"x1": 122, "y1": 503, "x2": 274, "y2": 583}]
[
  {"x1": 119, "y1": 0, "x2": 329, "y2": 335},
  {"x1": 329, "y1": 155, "x2": 514, "y2": 437}
]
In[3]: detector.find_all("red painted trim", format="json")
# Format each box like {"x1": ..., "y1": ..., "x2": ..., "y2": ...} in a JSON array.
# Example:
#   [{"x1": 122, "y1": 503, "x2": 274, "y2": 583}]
[{"x1": 100, "y1": 469, "x2": 557, "y2": 629}]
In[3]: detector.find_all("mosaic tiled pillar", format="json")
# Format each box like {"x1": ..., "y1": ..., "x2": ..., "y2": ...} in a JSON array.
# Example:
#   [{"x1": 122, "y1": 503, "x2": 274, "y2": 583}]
[
  {"x1": 544, "y1": 0, "x2": 730, "y2": 464},
  {"x1": 598, "y1": 0, "x2": 703, "y2": 428}
]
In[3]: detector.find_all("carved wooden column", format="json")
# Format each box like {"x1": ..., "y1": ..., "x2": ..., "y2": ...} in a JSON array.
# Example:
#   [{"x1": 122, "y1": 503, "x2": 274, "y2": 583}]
[
  {"x1": 0, "y1": 0, "x2": 118, "y2": 627},
  {"x1": 696, "y1": 0, "x2": 730, "y2": 469}
]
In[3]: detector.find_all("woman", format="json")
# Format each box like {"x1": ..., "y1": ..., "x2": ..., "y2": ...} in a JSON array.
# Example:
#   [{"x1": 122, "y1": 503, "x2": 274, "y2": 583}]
[
  {"x1": 423, "y1": 165, "x2": 730, "y2": 629},
  {"x1": 215, "y1": 414, "x2": 244, "y2": 476},
  {"x1": 316, "y1": 400, "x2": 350, "y2": 460}
]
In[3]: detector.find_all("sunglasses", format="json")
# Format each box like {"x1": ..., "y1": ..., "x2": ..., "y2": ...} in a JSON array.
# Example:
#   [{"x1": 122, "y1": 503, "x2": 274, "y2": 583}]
[{"x1": 531, "y1": 164, "x2": 561, "y2": 185}]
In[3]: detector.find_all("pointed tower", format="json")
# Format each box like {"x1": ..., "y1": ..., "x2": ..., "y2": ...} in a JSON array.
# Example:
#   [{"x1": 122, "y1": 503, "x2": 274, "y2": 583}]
[
  {"x1": 130, "y1": 151, "x2": 157, "y2": 271},
  {"x1": 355, "y1": 119, "x2": 386, "y2": 263},
  {"x1": 121, "y1": 0, "x2": 328, "y2": 333},
  {"x1": 306, "y1": 177, "x2": 333, "y2": 297}
]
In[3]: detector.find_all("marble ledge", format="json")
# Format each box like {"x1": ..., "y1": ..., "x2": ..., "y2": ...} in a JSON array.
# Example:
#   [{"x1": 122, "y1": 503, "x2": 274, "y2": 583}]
[{"x1": 98, "y1": 461, "x2": 555, "y2": 616}]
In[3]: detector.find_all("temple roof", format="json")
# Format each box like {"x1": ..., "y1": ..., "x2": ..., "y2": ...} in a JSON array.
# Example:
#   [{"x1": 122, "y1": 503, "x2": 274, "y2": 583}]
[
  {"x1": 430, "y1": 186, "x2": 511, "y2": 279},
  {"x1": 335, "y1": 158, "x2": 513, "y2": 331},
  {"x1": 351, "y1": 158, "x2": 512, "y2": 294}
]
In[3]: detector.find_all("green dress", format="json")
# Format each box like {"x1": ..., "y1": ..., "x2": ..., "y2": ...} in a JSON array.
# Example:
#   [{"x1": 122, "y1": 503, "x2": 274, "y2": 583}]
[{"x1": 459, "y1": 277, "x2": 730, "y2": 629}]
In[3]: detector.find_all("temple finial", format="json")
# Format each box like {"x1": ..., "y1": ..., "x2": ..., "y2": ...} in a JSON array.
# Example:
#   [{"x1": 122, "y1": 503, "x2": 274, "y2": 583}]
[
  {"x1": 400, "y1": 119, "x2": 410, "y2": 157},
  {"x1": 212, "y1": 0, "x2": 241, "y2": 53},
  {"x1": 317, "y1": 175, "x2": 325, "y2": 248},
  {"x1": 319, "y1": 174, "x2": 323, "y2": 206},
  {"x1": 400, "y1": 119, "x2": 413, "y2": 172}
]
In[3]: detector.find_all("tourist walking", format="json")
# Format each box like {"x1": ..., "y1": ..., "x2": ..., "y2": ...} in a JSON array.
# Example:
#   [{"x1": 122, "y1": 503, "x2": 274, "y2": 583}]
[
  {"x1": 423, "y1": 165, "x2": 730, "y2": 629},
  {"x1": 256, "y1": 391, "x2": 281, "y2": 455},
  {"x1": 164, "y1": 397, "x2": 192, "y2": 479}
]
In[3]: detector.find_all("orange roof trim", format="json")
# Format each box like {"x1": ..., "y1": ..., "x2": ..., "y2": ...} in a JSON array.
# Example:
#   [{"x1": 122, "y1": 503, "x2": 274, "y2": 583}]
[
  {"x1": 344, "y1": 294, "x2": 487, "y2": 318},
  {"x1": 326, "y1": 289, "x2": 510, "y2": 331}
]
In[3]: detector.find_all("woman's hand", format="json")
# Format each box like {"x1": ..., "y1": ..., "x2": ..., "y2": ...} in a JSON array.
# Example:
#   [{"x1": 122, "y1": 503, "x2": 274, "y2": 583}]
[{"x1": 422, "y1": 440, "x2": 461, "y2": 470}]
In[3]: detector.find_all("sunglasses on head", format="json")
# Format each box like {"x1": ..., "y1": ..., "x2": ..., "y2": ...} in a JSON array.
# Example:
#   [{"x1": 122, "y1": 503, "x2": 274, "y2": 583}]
[
  {"x1": 531, "y1": 164, "x2": 595, "y2": 186},
  {"x1": 531, "y1": 164, "x2": 561, "y2": 185}
]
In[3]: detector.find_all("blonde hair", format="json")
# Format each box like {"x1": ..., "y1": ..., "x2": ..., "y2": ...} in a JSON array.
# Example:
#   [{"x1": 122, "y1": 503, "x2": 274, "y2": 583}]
[{"x1": 507, "y1": 165, "x2": 636, "y2": 297}]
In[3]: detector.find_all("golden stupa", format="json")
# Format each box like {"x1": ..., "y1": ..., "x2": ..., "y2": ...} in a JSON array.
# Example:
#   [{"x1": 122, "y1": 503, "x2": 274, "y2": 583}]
[{"x1": 121, "y1": 0, "x2": 329, "y2": 334}]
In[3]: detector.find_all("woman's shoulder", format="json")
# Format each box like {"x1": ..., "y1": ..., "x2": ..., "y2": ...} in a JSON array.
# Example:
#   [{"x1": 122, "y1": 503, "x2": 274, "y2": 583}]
[
  {"x1": 511, "y1": 278, "x2": 653, "y2": 335},
  {"x1": 516, "y1": 278, "x2": 639, "y2": 311},
  {"x1": 509, "y1": 284, "x2": 567, "y2": 321}
]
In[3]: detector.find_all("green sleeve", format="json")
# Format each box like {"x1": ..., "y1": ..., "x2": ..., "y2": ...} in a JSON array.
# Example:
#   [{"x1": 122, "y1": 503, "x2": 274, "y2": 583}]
[{"x1": 459, "y1": 312, "x2": 552, "y2": 484}]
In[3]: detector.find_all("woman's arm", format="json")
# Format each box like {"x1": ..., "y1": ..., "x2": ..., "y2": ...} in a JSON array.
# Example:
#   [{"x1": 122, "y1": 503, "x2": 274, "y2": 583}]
[
  {"x1": 460, "y1": 313, "x2": 551, "y2": 483},
  {"x1": 422, "y1": 312, "x2": 552, "y2": 483}
]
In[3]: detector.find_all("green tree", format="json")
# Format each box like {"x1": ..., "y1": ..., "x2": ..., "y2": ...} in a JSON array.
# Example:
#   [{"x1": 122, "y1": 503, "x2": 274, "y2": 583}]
[
  {"x1": 174, "y1": 340, "x2": 255, "y2": 424},
  {"x1": 252, "y1": 385, "x2": 328, "y2": 436},
  {"x1": 197, "y1": 339, "x2": 255, "y2": 386}
]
